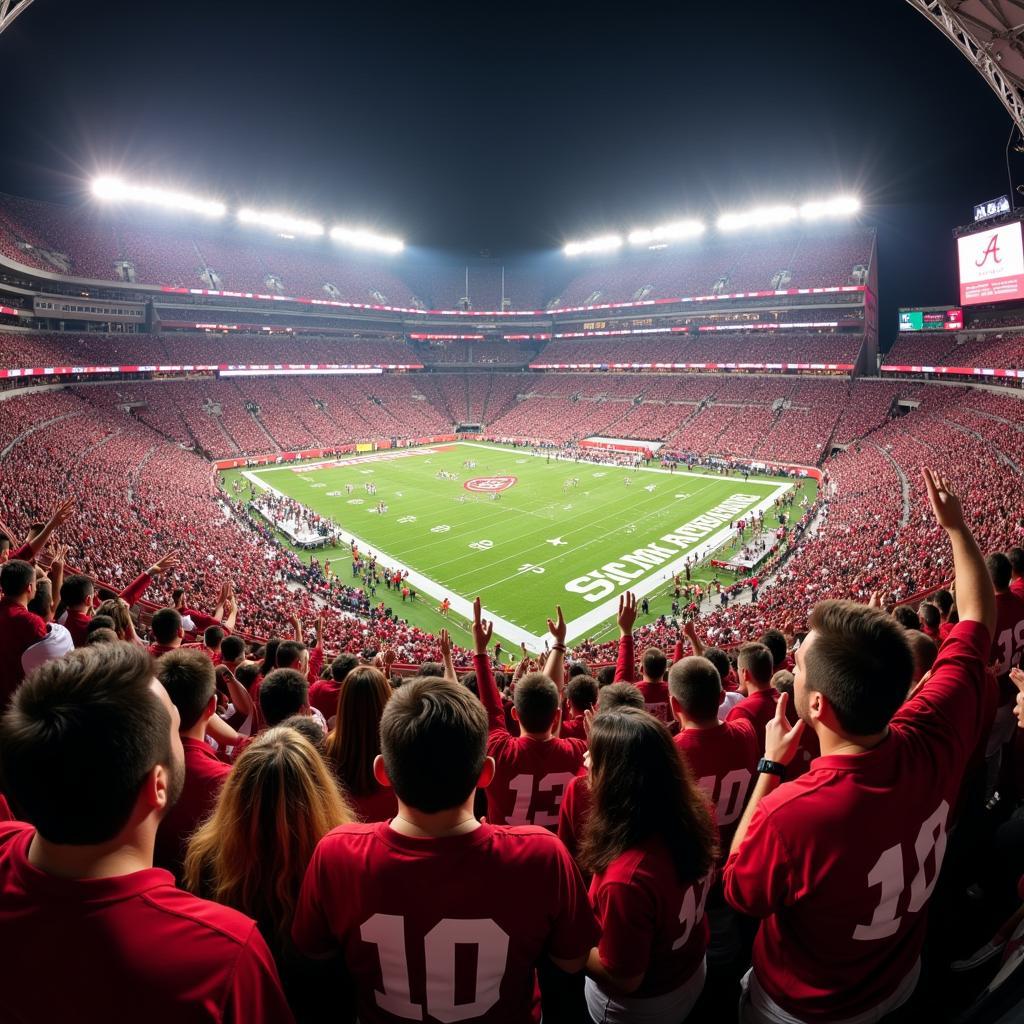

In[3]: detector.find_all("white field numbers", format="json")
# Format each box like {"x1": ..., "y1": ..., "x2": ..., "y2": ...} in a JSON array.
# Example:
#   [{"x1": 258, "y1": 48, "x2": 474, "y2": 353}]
[
  {"x1": 993, "y1": 619, "x2": 1024, "y2": 675},
  {"x1": 853, "y1": 800, "x2": 949, "y2": 941},
  {"x1": 506, "y1": 772, "x2": 577, "y2": 828},
  {"x1": 361, "y1": 913, "x2": 510, "y2": 1022}
]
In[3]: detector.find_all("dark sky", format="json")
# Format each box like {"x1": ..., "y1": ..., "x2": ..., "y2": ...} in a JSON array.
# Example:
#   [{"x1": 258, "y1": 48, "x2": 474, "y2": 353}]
[{"x1": 0, "y1": 0, "x2": 1019, "y2": 333}]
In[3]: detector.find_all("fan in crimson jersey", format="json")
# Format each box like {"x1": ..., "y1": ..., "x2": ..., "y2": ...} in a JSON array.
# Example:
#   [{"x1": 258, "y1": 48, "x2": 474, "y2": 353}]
[
  {"x1": 725, "y1": 643, "x2": 777, "y2": 758},
  {"x1": 581, "y1": 707, "x2": 718, "y2": 1023},
  {"x1": 291, "y1": 675, "x2": 598, "y2": 1024},
  {"x1": 611, "y1": 592, "x2": 672, "y2": 723},
  {"x1": 561, "y1": 674, "x2": 598, "y2": 740},
  {"x1": 472, "y1": 598, "x2": 586, "y2": 830},
  {"x1": 0, "y1": 642, "x2": 293, "y2": 1023},
  {"x1": 1009, "y1": 547, "x2": 1024, "y2": 600},
  {"x1": 724, "y1": 468, "x2": 997, "y2": 1024}
]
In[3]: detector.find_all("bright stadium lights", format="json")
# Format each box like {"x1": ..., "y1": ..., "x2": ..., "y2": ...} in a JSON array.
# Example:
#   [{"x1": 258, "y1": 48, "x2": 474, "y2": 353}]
[
  {"x1": 716, "y1": 204, "x2": 798, "y2": 232},
  {"x1": 237, "y1": 208, "x2": 324, "y2": 237},
  {"x1": 799, "y1": 195, "x2": 862, "y2": 220},
  {"x1": 628, "y1": 219, "x2": 705, "y2": 246},
  {"x1": 330, "y1": 225, "x2": 404, "y2": 254},
  {"x1": 91, "y1": 176, "x2": 226, "y2": 218},
  {"x1": 564, "y1": 234, "x2": 623, "y2": 257}
]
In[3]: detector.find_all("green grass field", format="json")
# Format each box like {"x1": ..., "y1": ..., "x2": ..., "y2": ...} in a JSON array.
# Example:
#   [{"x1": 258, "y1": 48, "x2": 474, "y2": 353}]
[{"x1": 221, "y1": 443, "x2": 815, "y2": 652}]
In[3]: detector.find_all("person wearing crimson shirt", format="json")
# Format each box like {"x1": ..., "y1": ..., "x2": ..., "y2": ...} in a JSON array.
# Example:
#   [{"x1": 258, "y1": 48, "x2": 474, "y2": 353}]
[
  {"x1": 0, "y1": 560, "x2": 46, "y2": 706},
  {"x1": 612, "y1": 592, "x2": 671, "y2": 723},
  {"x1": 291, "y1": 676, "x2": 598, "y2": 1024},
  {"x1": 309, "y1": 652, "x2": 359, "y2": 722},
  {"x1": 725, "y1": 643, "x2": 777, "y2": 758},
  {"x1": 581, "y1": 707, "x2": 717, "y2": 1023},
  {"x1": 724, "y1": 468, "x2": 997, "y2": 1024},
  {"x1": 1009, "y1": 547, "x2": 1024, "y2": 600},
  {"x1": 0, "y1": 497, "x2": 75, "y2": 565},
  {"x1": 560, "y1": 674, "x2": 598, "y2": 741},
  {"x1": 669, "y1": 656, "x2": 758, "y2": 856},
  {"x1": 154, "y1": 649, "x2": 232, "y2": 881},
  {"x1": 0, "y1": 642, "x2": 293, "y2": 1023},
  {"x1": 148, "y1": 606, "x2": 186, "y2": 658},
  {"x1": 471, "y1": 597, "x2": 586, "y2": 831}
]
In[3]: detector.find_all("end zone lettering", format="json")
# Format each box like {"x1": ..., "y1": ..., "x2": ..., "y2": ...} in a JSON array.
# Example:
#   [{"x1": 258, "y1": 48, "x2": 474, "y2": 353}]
[
  {"x1": 565, "y1": 493, "x2": 760, "y2": 602},
  {"x1": 464, "y1": 476, "x2": 517, "y2": 492}
]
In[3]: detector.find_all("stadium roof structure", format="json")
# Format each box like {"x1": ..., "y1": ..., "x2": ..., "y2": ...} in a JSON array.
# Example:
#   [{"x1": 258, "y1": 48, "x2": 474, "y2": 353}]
[
  {"x1": 908, "y1": 0, "x2": 1024, "y2": 135},
  {"x1": 0, "y1": 0, "x2": 34, "y2": 35}
]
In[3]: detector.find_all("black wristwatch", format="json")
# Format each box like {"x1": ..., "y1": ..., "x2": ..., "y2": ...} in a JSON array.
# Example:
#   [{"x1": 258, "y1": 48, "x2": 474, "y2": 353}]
[{"x1": 757, "y1": 757, "x2": 786, "y2": 777}]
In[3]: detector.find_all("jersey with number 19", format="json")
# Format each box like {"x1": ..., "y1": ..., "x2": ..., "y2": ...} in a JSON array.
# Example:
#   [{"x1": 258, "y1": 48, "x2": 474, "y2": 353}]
[
  {"x1": 723, "y1": 620, "x2": 991, "y2": 1023},
  {"x1": 292, "y1": 821, "x2": 598, "y2": 1024}
]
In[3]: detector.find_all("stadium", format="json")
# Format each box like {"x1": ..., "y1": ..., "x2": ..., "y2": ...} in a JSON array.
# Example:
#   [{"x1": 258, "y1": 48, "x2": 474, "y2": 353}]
[{"x1": 0, "y1": 1, "x2": 1023, "y2": 1022}]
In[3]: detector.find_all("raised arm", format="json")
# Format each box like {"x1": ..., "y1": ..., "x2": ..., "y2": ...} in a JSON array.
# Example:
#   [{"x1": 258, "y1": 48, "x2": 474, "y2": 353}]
[
  {"x1": 613, "y1": 591, "x2": 637, "y2": 683},
  {"x1": 221, "y1": 584, "x2": 238, "y2": 632},
  {"x1": 542, "y1": 605, "x2": 567, "y2": 691},
  {"x1": 120, "y1": 550, "x2": 178, "y2": 607},
  {"x1": 14, "y1": 498, "x2": 76, "y2": 561},
  {"x1": 438, "y1": 627, "x2": 458, "y2": 685},
  {"x1": 471, "y1": 597, "x2": 505, "y2": 731},
  {"x1": 46, "y1": 544, "x2": 68, "y2": 618},
  {"x1": 680, "y1": 620, "x2": 704, "y2": 661},
  {"x1": 922, "y1": 468, "x2": 995, "y2": 636}
]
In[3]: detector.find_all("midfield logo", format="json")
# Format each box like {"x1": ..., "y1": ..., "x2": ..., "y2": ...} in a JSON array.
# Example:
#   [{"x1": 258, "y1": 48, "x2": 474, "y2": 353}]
[{"x1": 464, "y1": 476, "x2": 517, "y2": 492}]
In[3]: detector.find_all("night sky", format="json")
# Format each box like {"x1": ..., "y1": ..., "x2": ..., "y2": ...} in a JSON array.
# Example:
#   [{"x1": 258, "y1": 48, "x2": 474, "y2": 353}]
[{"x1": 0, "y1": 0, "x2": 1018, "y2": 334}]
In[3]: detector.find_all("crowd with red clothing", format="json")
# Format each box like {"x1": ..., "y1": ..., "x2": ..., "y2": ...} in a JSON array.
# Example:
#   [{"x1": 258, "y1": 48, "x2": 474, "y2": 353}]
[{"x1": 1, "y1": 465, "x2": 1024, "y2": 1023}]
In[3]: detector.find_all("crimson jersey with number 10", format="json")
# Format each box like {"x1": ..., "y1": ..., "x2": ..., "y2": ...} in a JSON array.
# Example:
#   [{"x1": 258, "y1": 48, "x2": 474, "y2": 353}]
[
  {"x1": 474, "y1": 654, "x2": 586, "y2": 829},
  {"x1": 292, "y1": 821, "x2": 598, "y2": 1024},
  {"x1": 723, "y1": 621, "x2": 991, "y2": 1022}
]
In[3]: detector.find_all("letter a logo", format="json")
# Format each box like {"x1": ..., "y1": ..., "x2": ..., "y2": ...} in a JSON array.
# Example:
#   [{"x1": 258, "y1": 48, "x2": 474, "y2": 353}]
[{"x1": 976, "y1": 233, "x2": 1002, "y2": 267}]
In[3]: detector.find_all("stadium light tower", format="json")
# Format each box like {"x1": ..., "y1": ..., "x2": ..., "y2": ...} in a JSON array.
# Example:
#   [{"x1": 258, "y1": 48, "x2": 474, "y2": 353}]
[
  {"x1": 906, "y1": 1, "x2": 1024, "y2": 137},
  {"x1": 0, "y1": 0, "x2": 35, "y2": 36}
]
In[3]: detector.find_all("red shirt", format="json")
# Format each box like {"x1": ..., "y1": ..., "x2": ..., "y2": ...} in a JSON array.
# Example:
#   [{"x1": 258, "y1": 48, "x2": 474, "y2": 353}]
[
  {"x1": 637, "y1": 680, "x2": 671, "y2": 723},
  {"x1": 723, "y1": 620, "x2": 992, "y2": 1022},
  {"x1": 475, "y1": 654, "x2": 585, "y2": 830},
  {"x1": 155, "y1": 737, "x2": 231, "y2": 879},
  {"x1": 560, "y1": 715, "x2": 587, "y2": 741},
  {"x1": 292, "y1": 821, "x2": 598, "y2": 1024},
  {"x1": 590, "y1": 837, "x2": 711, "y2": 998},
  {"x1": 61, "y1": 608, "x2": 93, "y2": 648},
  {"x1": 725, "y1": 688, "x2": 778, "y2": 757},
  {"x1": 308, "y1": 677, "x2": 341, "y2": 720},
  {"x1": 0, "y1": 821, "x2": 293, "y2": 1023},
  {"x1": 557, "y1": 772, "x2": 592, "y2": 865},
  {"x1": 0, "y1": 597, "x2": 46, "y2": 705},
  {"x1": 1011, "y1": 576, "x2": 1024, "y2": 600},
  {"x1": 147, "y1": 642, "x2": 179, "y2": 659},
  {"x1": 992, "y1": 590, "x2": 1024, "y2": 684},
  {"x1": 675, "y1": 719, "x2": 758, "y2": 853},
  {"x1": 349, "y1": 786, "x2": 399, "y2": 824}
]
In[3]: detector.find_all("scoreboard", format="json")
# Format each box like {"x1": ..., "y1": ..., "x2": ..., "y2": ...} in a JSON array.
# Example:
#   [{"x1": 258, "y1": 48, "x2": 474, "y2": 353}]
[{"x1": 897, "y1": 307, "x2": 963, "y2": 332}]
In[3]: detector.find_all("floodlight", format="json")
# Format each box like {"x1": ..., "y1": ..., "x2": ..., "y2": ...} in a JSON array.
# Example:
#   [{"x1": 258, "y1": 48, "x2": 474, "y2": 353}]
[
  {"x1": 91, "y1": 176, "x2": 225, "y2": 218},
  {"x1": 330, "y1": 226, "x2": 404, "y2": 253},
  {"x1": 628, "y1": 220, "x2": 705, "y2": 246},
  {"x1": 237, "y1": 208, "x2": 324, "y2": 236},
  {"x1": 564, "y1": 235, "x2": 623, "y2": 257},
  {"x1": 716, "y1": 205, "x2": 798, "y2": 232},
  {"x1": 800, "y1": 196, "x2": 861, "y2": 220}
]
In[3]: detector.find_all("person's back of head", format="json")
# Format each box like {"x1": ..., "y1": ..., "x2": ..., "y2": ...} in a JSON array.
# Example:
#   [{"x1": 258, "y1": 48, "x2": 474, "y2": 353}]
[
  {"x1": 418, "y1": 661, "x2": 444, "y2": 678},
  {"x1": 1010, "y1": 547, "x2": 1024, "y2": 580},
  {"x1": 892, "y1": 605, "x2": 921, "y2": 632},
  {"x1": 596, "y1": 664, "x2": 616, "y2": 687},
  {"x1": 234, "y1": 660, "x2": 260, "y2": 689},
  {"x1": 1, "y1": 559, "x2": 35, "y2": 601},
  {"x1": 986, "y1": 552, "x2": 1012, "y2": 593},
  {"x1": 513, "y1": 671, "x2": 560, "y2": 735},
  {"x1": 203, "y1": 625, "x2": 225, "y2": 652},
  {"x1": 737, "y1": 642, "x2": 773, "y2": 691},
  {"x1": 60, "y1": 574, "x2": 94, "y2": 611},
  {"x1": 157, "y1": 649, "x2": 217, "y2": 731},
  {"x1": 86, "y1": 615, "x2": 116, "y2": 636},
  {"x1": 324, "y1": 666, "x2": 391, "y2": 796},
  {"x1": 330, "y1": 652, "x2": 359, "y2": 683},
  {"x1": 758, "y1": 629, "x2": 788, "y2": 672},
  {"x1": 567, "y1": 660, "x2": 591, "y2": 680},
  {"x1": 259, "y1": 638, "x2": 281, "y2": 677},
  {"x1": 276, "y1": 640, "x2": 306, "y2": 671},
  {"x1": 0, "y1": 642, "x2": 181, "y2": 844},
  {"x1": 580, "y1": 708, "x2": 716, "y2": 882},
  {"x1": 26, "y1": 578, "x2": 51, "y2": 619},
  {"x1": 771, "y1": 669, "x2": 794, "y2": 699},
  {"x1": 918, "y1": 602, "x2": 941, "y2": 633},
  {"x1": 668, "y1": 656, "x2": 722, "y2": 724},
  {"x1": 597, "y1": 682, "x2": 646, "y2": 712},
  {"x1": 182, "y1": 727, "x2": 351, "y2": 945},
  {"x1": 702, "y1": 646, "x2": 732, "y2": 685},
  {"x1": 280, "y1": 714, "x2": 326, "y2": 750},
  {"x1": 220, "y1": 634, "x2": 245, "y2": 665},
  {"x1": 260, "y1": 668, "x2": 309, "y2": 727},
  {"x1": 567, "y1": 674, "x2": 599, "y2": 714},
  {"x1": 95, "y1": 599, "x2": 132, "y2": 638},
  {"x1": 933, "y1": 588, "x2": 955, "y2": 620},
  {"x1": 904, "y1": 630, "x2": 938, "y2": 684},
  {"x1": 379, "y1": 677, "x2": 488, "y2": 814},
  {"x1": 150, "y1": 607, "x2": 183, "y2": 646},
  {"x1": 84, "y1": 627, "x2": 119, "y2": 647},
  {"x1": 642, "y1": 647, "x2": 667, "y2": 683},
  {"x1": 801, "y1": 599, "x2": 914, "y2": 737}
]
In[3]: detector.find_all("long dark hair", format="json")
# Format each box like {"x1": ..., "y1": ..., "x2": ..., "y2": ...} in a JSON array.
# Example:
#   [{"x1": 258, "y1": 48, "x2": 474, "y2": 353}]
[
  {"x1": 580, "y1": 708, "x2": 717, "y2": 882},
  {"x1": 324, "y1": 666, "x2": 392, "y2": 797},
  {"x1": 259, "y1": 637, "x2": 281, "y2": 678}
]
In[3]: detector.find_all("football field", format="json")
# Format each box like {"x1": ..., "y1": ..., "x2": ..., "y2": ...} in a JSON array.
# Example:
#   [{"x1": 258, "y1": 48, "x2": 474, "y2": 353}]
[{"x1": 226, "y1": 442, "x2": 814, "y2": 651}]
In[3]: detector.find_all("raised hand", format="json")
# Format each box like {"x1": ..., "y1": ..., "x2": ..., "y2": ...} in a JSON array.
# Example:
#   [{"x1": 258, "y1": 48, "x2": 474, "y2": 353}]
[
  {"x1": 472, "y1": 596, "x2": 493, "y2": 654},
  {"x1": 764, "y1": 691, "x2": 805, "y2": 765},
  {"x1": 439, "y1": 627, "x2": 452, "y2": 661},
  {"x1": 922, "y1": 468, "x2": 965, "y2": 533},
  {"x1": 148, "y1": 551, "x2": 178, "y2": 576},
  {"x1": 617, "y1": 591, "x2": 637, "y2": 635},
  {"x1": 547, "y1": 605, "x2": 567, "y2": 645}
]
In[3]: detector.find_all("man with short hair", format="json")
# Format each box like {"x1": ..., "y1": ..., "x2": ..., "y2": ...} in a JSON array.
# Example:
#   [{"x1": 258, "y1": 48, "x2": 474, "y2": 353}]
[
  {"x1": 561, "y1": 674, "x2": 598, "y2": 740},
  {"x1": 758, "y1": 629, "x2": 792, "y2": 672},
  {"x1": 0, "y1": 560, "x2": 46, "y2": 705},
  {"x1": 0, "y1": 497, "x2": 74, "y2": 564},
  {"x1": 309, "y1": 652, "x2": 359, "y2": 720},
  {"x1": 260, "y1": 667, "x2": 313, "y2": 729},
  {"x1": 0, "y1": 642, "x2": 292, "y2": 1022},
  {"x1": 472, "y1": 598, "x2": 586, "y2": 830},
  {"x1": 154, "y1": 649, "x2": 232, "y2": 879},
  {"x1": 292, "y1": 676, "x2": 597, "y2": 1023},
  {"x1": 724, "y1": 468, "x2": 996, "y2": 1023},
  {"x1": 57, "y1": 573, "x2": 96, "y2": 647},
  {"x1": 148, "y1": 607, "x2": 184, "y2": 658},
  {"x1": 612, "y1": 591, "x2": 670, "y2": 722},
  {"x1": 725, "y1": 643, "x2": 777, "y2": 757},
  {"x1": 669, "y1": 655, "x2": 758, "y2": 854}
]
